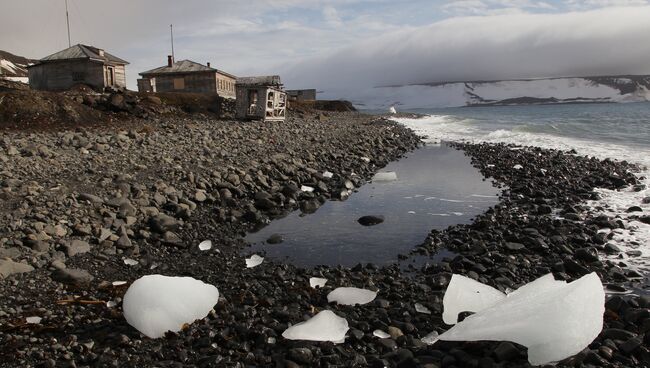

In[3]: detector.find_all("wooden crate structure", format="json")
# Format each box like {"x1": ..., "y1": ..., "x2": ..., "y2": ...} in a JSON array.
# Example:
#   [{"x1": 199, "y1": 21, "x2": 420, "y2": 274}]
[{"x1": 235, "y1": 76, "x2": 286, "y2": 121}]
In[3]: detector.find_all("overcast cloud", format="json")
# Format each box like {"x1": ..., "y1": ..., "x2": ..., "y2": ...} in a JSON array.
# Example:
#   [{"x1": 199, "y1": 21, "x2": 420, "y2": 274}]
[
  {"x1": 284, "y1": 6, "x2": 650, "y2": 89},
  {"x1": 1, "y1": 1, "x2": 649, "y2": 90}
]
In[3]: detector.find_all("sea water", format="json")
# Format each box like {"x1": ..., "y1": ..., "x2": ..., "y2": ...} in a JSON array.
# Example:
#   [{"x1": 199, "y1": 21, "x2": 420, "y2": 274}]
[
  {"x1": 246, "y1": 144, "x2": 499, "y2": 267},
  {"x1": 392, "y1": 102, "x2": 650, "y2": 289}
]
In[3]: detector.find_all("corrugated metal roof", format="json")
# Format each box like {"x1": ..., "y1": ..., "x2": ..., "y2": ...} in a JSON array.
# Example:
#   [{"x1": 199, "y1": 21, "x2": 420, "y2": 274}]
[
  {"x1": 237, "y1": 75, "x2": 282, "y2": 87},
  {"x1": 35, "y1": 44, "x2": 128, "y2": 65},
  {"x1": 140, "y1": 59, "x2": 234, "y2": 77}
]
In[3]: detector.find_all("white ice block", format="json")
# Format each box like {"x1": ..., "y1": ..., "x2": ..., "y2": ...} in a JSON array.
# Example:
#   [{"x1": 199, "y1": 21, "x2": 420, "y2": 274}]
[
  {"x1": 442, "y1": 274, "x2": 506, "y2": 325},
  {"x1": 327, "y1": 287, "x2": 377, "y2": 305},
  {"x1": 282, "y1": 310, "x2": 349, "y2": 343},
  {"x1": 438, "y1": 273, "x2": 605, "y2": 365},
  {"x1": 122, "y1": 275, "x2": 220, "y2": 338}
]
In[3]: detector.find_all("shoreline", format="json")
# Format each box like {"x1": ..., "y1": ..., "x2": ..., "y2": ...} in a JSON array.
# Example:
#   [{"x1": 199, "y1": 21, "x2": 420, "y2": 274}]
[{"x1": 1, "y1": 111, "x2": 649, "y2": 367}]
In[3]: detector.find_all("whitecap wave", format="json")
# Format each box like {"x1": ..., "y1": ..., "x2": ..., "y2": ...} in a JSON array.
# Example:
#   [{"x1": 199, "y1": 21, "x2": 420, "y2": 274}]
[{"x1": 395, "y1": 114, "x2": 650, "y2": 282}]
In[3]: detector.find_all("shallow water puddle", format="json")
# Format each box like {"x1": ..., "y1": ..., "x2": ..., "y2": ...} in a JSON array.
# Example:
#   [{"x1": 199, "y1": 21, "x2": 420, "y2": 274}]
[{"x1": 245, "y1": 143, "x2": 500, "y2": 267}]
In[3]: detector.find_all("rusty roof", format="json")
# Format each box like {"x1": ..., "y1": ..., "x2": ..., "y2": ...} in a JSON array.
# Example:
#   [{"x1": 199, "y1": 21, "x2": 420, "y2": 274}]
[{"x1": 31, "y1": 44, "x2": 129, "y2": 66}]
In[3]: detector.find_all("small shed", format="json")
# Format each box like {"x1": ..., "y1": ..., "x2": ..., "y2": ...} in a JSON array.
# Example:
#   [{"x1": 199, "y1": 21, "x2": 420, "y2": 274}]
[
  {"x1": 287, "y1": 89, "x2": 317, "y2": 101},
  {"x1": 27, "y1": 44, "x2": 128, "y2": 91},
  {"x1": 139, "y1": 57, "x2": 236, "y2": 98},
  {"x1": 236, "y1": 76, "x2": 286, "y2": 122}
]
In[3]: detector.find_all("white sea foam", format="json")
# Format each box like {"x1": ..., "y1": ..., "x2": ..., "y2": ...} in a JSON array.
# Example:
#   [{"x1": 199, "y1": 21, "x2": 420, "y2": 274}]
[{"x1": 395, "y1": 114, "x2": 650, "y2": 284}]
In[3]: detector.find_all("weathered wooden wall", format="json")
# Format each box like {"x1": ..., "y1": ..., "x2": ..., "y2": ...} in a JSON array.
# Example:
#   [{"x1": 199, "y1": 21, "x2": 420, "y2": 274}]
[
  {"x1": 216, "y1": 72, "x2": 236, "y2": 99},
  {"x1": 112, "y1": 65, "x2": 127, "y2": 88},
  {"x1": 151, "y1": 72, "x2": 215, "y2": 93},
  {"x1": 28, "y1": 60, "x2": 107, "y2": 91}
]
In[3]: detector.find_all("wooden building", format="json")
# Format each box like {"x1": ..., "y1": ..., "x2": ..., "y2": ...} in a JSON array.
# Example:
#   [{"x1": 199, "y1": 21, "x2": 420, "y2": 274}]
[
  {"x1": 287, "y1": 89, "x2": 317, "y2": 101},
  {"x1": 235, "y1": 75, "x2": 286, "y2": 122},
  {"x1": 27, "y1": 44, "x2": 128, "y2": 91},
  {"x1": 138, "y1": 57, "x2": 236, "y2": 98}
]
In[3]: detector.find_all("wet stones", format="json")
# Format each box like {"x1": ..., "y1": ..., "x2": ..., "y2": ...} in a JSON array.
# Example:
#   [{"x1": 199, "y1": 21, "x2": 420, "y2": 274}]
[
  {"x1": 300, "y1": 199, "x2": 321, "y2": 214},
  {"x1": 358, "y1": 215, "x2": 385, "y2": 226},
  {"x1": 575, "y1": 247, "x2": 599, "y2": 263},
  {"x1": 266, "y1": 234, "x2": 283, "y2": 244}
]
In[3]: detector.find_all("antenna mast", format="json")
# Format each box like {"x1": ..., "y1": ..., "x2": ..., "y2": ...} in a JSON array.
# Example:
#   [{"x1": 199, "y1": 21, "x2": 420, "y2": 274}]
[
  {"x1": 170, "y1": 24, "x2": 175, "y2": 62},
  {"x1": 65, "y1": 0, "x2": 71, "y2": 47}
]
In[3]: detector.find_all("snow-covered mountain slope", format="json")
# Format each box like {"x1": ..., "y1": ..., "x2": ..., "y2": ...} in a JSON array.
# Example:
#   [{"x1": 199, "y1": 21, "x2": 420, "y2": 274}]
[
  {"x1": 0, "y1": 50, "x2": 32, "y2": 83},
  {"x1": 324, "y1": 76, "x2": 650, "y2": 110}
]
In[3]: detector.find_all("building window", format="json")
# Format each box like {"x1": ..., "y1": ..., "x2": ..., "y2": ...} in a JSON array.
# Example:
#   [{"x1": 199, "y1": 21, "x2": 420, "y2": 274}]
[{"x1": 173, "y1": 78, "x2": 185, "y2": 90}]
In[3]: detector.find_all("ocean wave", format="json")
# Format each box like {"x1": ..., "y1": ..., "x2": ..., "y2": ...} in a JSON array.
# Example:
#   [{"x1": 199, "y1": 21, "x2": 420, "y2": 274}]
[{"x1": 394, "y1": 114, "x2": 650, "y2": 281}]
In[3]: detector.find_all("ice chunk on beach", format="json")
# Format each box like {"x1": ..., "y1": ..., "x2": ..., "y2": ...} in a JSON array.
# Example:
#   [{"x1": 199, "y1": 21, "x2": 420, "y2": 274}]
[
  {"x1": 415, "y1": 303, "x2": 431, "y2": 314},
  {"x1": 373, "y1": 171, "x2": 398, "y2": 182},
  {"x1": 438, "y1": 273, "x2": 605, "y2": 365},
  {"x1": 323, "y1": 171, "x2": 334, "y2": 178},
  {"x1": 300, "y1": 185, "x2": 314, "y2": 192},
  {"x1": 421, "y1": 330, "x2": 439, "y2": 345},
  {"x1": 389, "y1": 106, "x2": 397, "y2": 114},
  {"x1": 442, "y1": 274, "x2": 506, "y2": 325},
  {"x1": 309, "y1": 277, "x2": 327, "y2": 288},
  {"x1": 122, "y1": 275, "x2": 220, "y2": 338},
  {"x1": 112, "y1": 281, "x2": 127, "y2": 286},
  {"x1": 245, "y1": 254, "x2": 264, "y2": 268},
  {"x1": 373, "y1": 329, "x2": 390, "y2": 338},
  {"x1": 198, "y1": 240, "x2": 212, "y2": 251},
  {"x1": 123, "y1": 258, "x2": 138, "y2": 266},
  {"x1": 282, "y1": 310, "x2": 348, "y2": 343},
  {"x1": 26, "y1": 316, "x2": 42, "y2": 324},
  {"x1": 513, "y1": 164, "x2": 523, "y2": 170},
  {"x1": 327, "y1": 287, "x2": 377, "y2": 305}
]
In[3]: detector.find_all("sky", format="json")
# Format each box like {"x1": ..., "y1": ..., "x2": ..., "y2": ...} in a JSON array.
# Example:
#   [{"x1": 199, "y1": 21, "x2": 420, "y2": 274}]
[{"x1": 1, "y1": 0, "x2": 650, "y2": 90}]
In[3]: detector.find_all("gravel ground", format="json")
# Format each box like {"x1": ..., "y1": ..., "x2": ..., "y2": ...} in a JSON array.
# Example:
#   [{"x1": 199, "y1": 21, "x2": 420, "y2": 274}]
[{"x1": 0, "y1": 111, "x2": 648, "y2": 367}]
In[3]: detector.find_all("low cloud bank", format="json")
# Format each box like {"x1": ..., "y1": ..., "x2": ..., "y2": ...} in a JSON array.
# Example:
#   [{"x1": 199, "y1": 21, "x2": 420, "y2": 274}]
[{"x1": 283, "y1": 6, "x2": 650, "y2": 89}]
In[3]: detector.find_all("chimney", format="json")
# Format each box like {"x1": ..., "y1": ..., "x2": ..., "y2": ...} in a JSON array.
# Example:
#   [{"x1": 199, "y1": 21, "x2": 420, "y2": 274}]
[
  {"x1": 207, "y1": 62, "x2": 210, "y2": 68},
  {"x1": 167, "y1": 55, "x2": 173, "y2": 67},
  {"x1": 98, "y1": 49, "x2": 105, "y2": 57}
]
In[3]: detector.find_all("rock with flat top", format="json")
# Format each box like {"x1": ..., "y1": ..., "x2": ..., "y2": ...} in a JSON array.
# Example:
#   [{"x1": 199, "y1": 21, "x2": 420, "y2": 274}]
[{"x1": 0, "y1": 259, "x2": 34, "y2": 279}]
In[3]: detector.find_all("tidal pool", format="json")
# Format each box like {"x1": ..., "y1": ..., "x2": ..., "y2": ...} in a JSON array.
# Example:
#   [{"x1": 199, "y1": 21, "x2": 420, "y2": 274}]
[{"x1": 245, "y1": 143, "x2": 501, "y2": 267}]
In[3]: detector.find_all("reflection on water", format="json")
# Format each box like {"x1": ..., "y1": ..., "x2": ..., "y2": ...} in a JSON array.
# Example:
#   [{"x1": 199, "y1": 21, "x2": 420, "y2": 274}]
[{"x1": 245, "y1": 143, "x2": 501, "y2": 267}]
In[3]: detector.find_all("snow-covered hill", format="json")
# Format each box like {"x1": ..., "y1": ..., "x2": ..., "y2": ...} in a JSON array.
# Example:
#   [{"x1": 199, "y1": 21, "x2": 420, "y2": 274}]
[
  {"x1": 0, "y1": 50, "x2": 32, "y2": 83},
  {"x1": 325, "y1": 76, "x2": 650, "y2": 110}
]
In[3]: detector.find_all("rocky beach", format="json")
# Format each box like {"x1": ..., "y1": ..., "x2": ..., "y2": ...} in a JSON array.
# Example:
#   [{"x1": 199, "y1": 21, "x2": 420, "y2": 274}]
[{"x1": 1, "y1": 104, "x2": 649, "y2": 367}]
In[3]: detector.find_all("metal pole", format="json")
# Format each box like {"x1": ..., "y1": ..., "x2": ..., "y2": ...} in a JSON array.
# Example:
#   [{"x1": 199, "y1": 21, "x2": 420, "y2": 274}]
[
  {"x1": 170, "y1": 24, "x2": 175, "y2": 62},
  {"x1": 65, "y1": 0, "x2": 71, "y2": 47}
]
